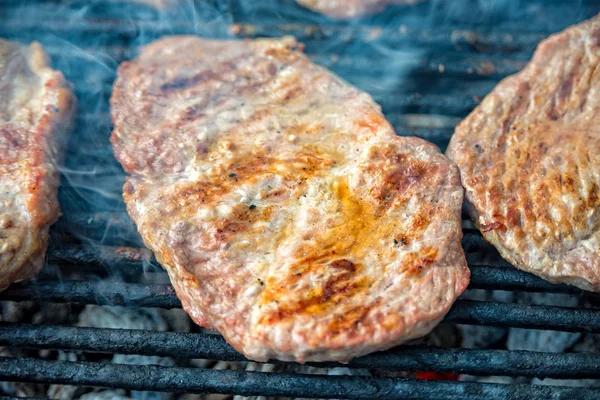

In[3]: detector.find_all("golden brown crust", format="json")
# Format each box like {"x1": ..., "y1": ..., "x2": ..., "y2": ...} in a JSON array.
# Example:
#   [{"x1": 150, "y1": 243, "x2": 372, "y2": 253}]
[
  {"x1": 111, "y1": 36, "x2": 468, "y2": 362},
  {"x1": 0, "y1": 40, "x2": 75, "y2": 291},
  {"x1": 447, "y1": 15, "x2": 600, "y2": 292}
]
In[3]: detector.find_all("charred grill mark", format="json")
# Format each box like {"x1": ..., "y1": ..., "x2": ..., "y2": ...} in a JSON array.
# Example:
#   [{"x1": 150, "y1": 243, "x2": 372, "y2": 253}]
[
  {"x1": 401, "y1": 246, "x2": 439, "y2": 278},
  {"x1": 505, "y1": 203, "x2": 522, "y2": 229},
  {"x1": 174, "y1": 181, "x2": 228, "y2": 207},
  {"x1": 329, "y1": 259, "x2": 356, "y2": 272},
  {"x1": 0, "y1": 126, "x2": 28, "y2": 165},
  {"x1": 179, "y1": 106, "x2": 206, "y2": 122},
  {"x1": 258, "y1": 181, "x2": 388, "y2": 326},
  {"x1": 283, "y1": 85, "x2": 304, "y2": 102},
  {"x1": 260, "y1": 259, "x2": 373, "y2": 326},
  {"x1": 160, "y1": 70, "x2": 217, "y2": 91},
  {"x1": 591, "y1": 28, "x2": 600, "y2": 46},
  {"x1": 498, "y1": 84, "x2": 530, "y2": 151},
  {"x1": 179, "y1": 204, "x2": 275, "y2": 256},
  {"x1": 326, "y1": 304, "x2": 374, "y2": 335},
  {"x1": 369, "y1": 159, "x2": 429, "y2": 216},
  {"x1": 588, "y1": 182, "x2": 599, "y2": 206},
  {"x1": 214, "y1": 222, "x2": 246, "y2": 243},
  {"x1": 481, "y1": 220, "x2": 506, "y2": 233},
  {"x1": 557, "y1": 72, "x2": 574, "y2": 105},
  {"x1": 160, "y1": 54, "x2": 250, "y2": 92},
  {"x1": 165, "y1": 147, "x2": 335, "y2": 217}
]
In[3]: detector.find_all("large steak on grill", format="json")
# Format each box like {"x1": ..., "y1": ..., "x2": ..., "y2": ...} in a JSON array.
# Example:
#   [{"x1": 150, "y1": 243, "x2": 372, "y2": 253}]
[
  {"x1": 0, "y1": 39, "x2": 75, "y2": 291},
  {"x1": 447, "y1": 15, "x2": 600, "y2": 292},
  {"x1": 110, "y1": 36, "x2": 469, "y2": 362}
]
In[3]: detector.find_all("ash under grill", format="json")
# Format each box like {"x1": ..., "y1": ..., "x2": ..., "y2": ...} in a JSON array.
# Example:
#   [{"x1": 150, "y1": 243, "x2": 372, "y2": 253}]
[{"x1": 1, "y1": 0, "x2": 600, "y2": 399}]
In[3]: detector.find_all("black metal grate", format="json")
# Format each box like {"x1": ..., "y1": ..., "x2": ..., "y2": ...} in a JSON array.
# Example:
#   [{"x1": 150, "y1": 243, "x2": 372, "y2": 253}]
[{"x1": 1, "y1": 0, "x2": 600, "y2": 399}]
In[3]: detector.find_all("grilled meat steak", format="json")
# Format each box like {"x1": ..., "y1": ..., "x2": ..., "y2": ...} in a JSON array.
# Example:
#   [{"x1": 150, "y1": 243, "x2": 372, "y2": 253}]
[
  {"x1": 296, "y1": 0, "x2": 421, "y2": 19},
  {"x1": 111, "y1": 36, "x2": 469, "y2": 362},
  {"x1": 447, "y1": 15, "x2": 600, "y2": 292},
  {"x1": 0, "y1": 39, "x2": 74, "y2": 291}
]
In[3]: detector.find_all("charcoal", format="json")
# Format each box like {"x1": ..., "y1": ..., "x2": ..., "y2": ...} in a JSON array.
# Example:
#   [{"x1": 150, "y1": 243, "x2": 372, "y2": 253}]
[
  {"x1": 158, "y1": 308, "x2": 192, "y2": 333},
  {"x1": 507, "y1": 329, "x2": 581, "y2": 352},
  {"x1": 190, "y1": 358, "x2": 218, "y2": 368},
  {"x1": 77, "y1": 305, "x2": 168, "y2": 331},
  {"x1": 112, "y1": 354, "x2": 175, "y2": 367},
  {"x1": 48, "y1": 383, "x2": 79, "y2": 400},
  {"x1": 423, "y1": 322, "x2": 459, "y2": 348},
  {"x1": 80, "y1": 389, "x2": 132, "y2": 400},
  {"x1": 1, "y1": 301, "x2": 35, "y2": 322},
  {"x1": 457, "y1": 289, "x2": 512, "y2": 348},
  {"x1": 573, "y1": 334, "x2": 600, "y2": 353},
  {"x1": 33, "y1": 303, "x2": 75, "y2": 325},
  {"x1": 507, "y1": 292, "x2": 581, "y2": 352},
  {"x1": 0, "y1": 381, "x2": 46, "y2": 398}
]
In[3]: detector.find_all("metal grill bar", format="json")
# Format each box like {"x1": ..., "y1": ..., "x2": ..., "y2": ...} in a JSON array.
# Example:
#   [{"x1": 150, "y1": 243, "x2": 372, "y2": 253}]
[
  {"x1": 0, "y1": 281, "x2": 181, "y2": 309},
  {"x1": 468, "y1": 266, "x2": 578, "y2": 293},
  {"x1": 36, "y1": 44, "x2": 528, "y2": 79},
  {"x1": 0, "y1": 357, "x2": 598, "y2": 400},
  {"x1": 2, "y1": 322, "x2": 599, "y2": 378},
  {"x1": 49, "y1": 245, "x2": 154, "y2": 268},
  {"x1": 0, "y1": 18, "x2": 546, "y2": 53},
  {"x1": 1, "y1": 281, "x2": 598, "y2": 332}
]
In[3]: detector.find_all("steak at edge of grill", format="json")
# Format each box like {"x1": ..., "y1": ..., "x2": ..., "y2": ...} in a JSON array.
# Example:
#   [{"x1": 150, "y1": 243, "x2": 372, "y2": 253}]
[
  {"x1": 110, "y1": 35, "x2": 469, "y2": 362},
  {"x1": 295, "y1": 0, "x2": 424, "y2": 19},
  {"x1": 0, "y1": 39, "x2": 75, "y2": 292},
  {"x1": 446, "y1": 14, "x2": 600, "y2": 292}
]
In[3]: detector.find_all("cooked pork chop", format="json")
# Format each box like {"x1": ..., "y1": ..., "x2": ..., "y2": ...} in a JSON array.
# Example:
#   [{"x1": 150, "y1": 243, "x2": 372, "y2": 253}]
[
  {"x1": 111, "y1": 35, "x2": 469, "y2": 362},
  {"x1": 0, "y1": 39, "x2": 74, "y2": 291},
  {"x1": 447, "y1": 15, "x2": 600, "y2": 292},
  {"x1": 296, "y1": 0, "x2": 421, "y2": 19}
]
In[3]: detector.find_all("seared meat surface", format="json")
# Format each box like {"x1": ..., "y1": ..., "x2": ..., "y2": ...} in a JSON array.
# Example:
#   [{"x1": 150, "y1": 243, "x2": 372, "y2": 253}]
[
  {"x1": 111, "y1": 36, "x2": 469, "y2": 362},
  {"x1": 296, "y1": 0, "x2": 421, "y2": 19},
  {"x1": 0, "y1": 39, "x2": 74, "y2": 291},
  {"x1": 447, "y1": 15, "x2": 600, "y2": 292}
]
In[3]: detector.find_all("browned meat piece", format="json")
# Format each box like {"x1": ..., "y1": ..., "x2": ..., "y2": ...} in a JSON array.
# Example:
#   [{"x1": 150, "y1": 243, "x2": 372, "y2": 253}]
[
  {"x1": 0, "y1": 39, "x2": 75, "y2": 291},
  {"x1": 110, "y1": 35, "x2": 469, "y2": 362},
  {"x1": 296, "y1": 0, "x2": 422, "y2": 19},
  {"x1": 447, "y1": 15, "x2": 600, "y2": 292}
]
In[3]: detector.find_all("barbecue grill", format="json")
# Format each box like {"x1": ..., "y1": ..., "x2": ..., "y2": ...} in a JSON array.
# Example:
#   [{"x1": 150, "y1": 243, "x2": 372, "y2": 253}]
[{"x1": 1, "y1": 0, "x2": 600, "y2": 399}]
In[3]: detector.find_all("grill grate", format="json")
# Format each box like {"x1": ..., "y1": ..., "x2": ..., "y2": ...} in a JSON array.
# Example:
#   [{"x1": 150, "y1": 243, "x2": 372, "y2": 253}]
[
  {"x1": 4, "y1": 357, "x2": 600, "y2": 400},
  {"x1": 1, "y1": 322, "x2": 599, "y2": 378},
  {"x1": 2, "y1": 0, "x2": 600, "y2": 399},
  {"x1": 3, "y1": 282, "x2": 600, "y2": 332}
]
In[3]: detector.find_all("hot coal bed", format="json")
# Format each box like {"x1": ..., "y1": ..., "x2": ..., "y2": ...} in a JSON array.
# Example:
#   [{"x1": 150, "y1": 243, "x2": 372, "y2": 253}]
[{"x1": 1, "y1": 0, "x2": 600, "y2": 399}]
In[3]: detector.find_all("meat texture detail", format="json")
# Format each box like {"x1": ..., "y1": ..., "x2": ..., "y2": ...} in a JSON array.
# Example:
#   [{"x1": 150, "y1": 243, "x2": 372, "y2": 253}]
[
  {"x1": 111, "y1": 36, "x2": 469, "y2": 362},
  {"x1": 0, "y1": 39, "x2": 75, "y2": 291},
  {"x1": 447, "y1": 15, "x2": 600, "y2": 292}
]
